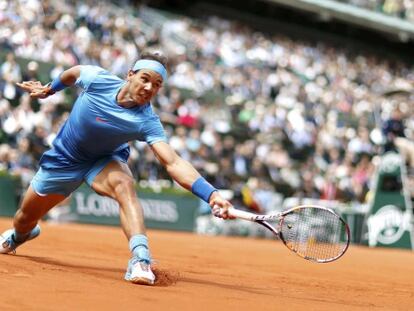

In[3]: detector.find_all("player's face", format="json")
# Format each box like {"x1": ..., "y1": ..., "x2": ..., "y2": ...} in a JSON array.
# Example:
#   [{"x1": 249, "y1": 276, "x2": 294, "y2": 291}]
[{"x1": 127, "y1": 69, "x2": 163, "y2": 105}]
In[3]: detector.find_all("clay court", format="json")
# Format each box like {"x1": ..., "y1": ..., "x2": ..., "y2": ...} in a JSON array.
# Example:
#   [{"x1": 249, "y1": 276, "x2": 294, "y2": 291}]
[{"x1": 0, "y1": 217, "x2": 413, "y2": 311}]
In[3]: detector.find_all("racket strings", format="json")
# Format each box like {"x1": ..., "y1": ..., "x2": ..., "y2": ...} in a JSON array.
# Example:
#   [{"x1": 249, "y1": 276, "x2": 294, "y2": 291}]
[{"x1": 280, "y1": 208, "x2": 348, "y2": 262}]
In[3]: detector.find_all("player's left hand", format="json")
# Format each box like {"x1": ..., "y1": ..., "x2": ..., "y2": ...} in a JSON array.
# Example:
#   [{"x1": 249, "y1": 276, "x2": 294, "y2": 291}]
[
  {"x1": 16, "y1": 81, "x2": 54, "y2": 98},
  {"x1": 209, "y1": 191, "x2": 234, "y2": 220}
]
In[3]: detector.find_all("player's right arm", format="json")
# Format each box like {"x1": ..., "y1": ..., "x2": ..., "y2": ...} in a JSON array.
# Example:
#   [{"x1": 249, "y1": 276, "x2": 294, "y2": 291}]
[{"x1": 16, "y1": 66, "x2": 81, "y2": 98}]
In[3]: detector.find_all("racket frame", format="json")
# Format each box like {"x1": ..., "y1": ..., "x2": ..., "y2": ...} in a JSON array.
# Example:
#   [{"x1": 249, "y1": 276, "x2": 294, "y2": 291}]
[{"x1": 224, "y1": 205, "x2": 351, "y2": 263}]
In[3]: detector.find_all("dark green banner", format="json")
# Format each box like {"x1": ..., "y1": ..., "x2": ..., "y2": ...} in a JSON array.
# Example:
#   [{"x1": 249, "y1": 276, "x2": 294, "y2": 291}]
[
  {"x1": 0, "y1": 175, "x2": 19, "y2": 217},
  {"x1": 363, "y1": 152, "x2": 413, "y2": 250},
  {"x1": 66, "y1": 184, "x2": 200, "y2": 231}
]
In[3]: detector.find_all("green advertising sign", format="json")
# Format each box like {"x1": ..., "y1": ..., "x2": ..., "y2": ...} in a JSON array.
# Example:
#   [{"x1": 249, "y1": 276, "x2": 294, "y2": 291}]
[
  {"x1": 0, "y1": 175, "x2": 19, "y2": 217},
  {"x1": 364, "y1": 152, "x2": 414, "y2": 250},
  {"x1": 65, "y1": 184, "x2": 200, "y2": 231}
]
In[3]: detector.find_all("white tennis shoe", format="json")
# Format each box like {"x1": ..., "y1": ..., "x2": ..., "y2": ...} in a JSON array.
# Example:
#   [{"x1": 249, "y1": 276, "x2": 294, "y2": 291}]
[
  {"x1": 0, "y1": 225, "x2": 41, "y2": 254},
  {"x1": 124, "y1": 257, "x2": 155, "y2": 285}
]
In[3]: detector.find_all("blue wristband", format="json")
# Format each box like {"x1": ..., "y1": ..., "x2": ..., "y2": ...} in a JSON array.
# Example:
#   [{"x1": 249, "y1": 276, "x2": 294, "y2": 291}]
[
  {"x1": 50, "y1": 75, "x2": 67, "y2": 93},
  {"x1": 191, "y1": 177, "x2": 217, "y2": 203}
]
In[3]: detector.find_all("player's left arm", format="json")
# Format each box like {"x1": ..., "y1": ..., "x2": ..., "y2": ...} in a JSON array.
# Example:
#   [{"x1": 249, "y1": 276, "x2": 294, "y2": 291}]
[
  {"x1": 150, "y1": 141, "x2": 233, "y2": 218},
  {"x1": 16, "y1": 66, "x2": 81, "y2": 98}
]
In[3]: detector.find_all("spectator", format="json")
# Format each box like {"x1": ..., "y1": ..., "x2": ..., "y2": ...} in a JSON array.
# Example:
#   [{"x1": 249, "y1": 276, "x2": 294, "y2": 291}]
[
  {"x1": 0, "y1": 53, "x2": 22, "y2": 105},
  {"x1": 382, "y1": 106, "x2": 405, "y2": 152}
]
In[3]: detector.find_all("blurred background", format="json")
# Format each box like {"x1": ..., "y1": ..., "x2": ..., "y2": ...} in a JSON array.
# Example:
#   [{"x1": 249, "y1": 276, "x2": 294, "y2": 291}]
[{"x1": 0, "y1": 0, "x2": 413, "y2": 248}]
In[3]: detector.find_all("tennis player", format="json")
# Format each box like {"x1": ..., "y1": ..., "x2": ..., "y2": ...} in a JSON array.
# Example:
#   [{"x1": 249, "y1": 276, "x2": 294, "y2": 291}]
[{"x1": 0, "y1": 51, "x2": 232, "y2": 285}]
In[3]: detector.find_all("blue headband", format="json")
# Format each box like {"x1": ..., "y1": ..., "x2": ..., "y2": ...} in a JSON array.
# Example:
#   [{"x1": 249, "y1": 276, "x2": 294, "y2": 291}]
[{"x1": 133, "y1": 59, "x2": 167, "y2": 81}]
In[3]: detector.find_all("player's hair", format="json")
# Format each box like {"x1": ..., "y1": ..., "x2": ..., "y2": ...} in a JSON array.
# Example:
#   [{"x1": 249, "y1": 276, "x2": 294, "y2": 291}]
[{"x1": 138, "y1": 50, "x2": 168, "y2": 69}]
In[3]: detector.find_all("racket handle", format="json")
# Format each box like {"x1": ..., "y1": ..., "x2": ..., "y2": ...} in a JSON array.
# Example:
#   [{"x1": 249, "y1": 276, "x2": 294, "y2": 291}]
[
  {"x1": 213, "y1": 206, "x2": 257, "y2": 221},
  {"x1": 228, "y1": 207, "x2": 258, "y2": 221}
]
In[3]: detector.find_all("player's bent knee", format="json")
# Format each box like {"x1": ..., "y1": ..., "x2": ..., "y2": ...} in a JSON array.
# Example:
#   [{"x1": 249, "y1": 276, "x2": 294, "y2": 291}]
[{"x1": 109, "y1": 175, "x2": 136, "y2": 197}]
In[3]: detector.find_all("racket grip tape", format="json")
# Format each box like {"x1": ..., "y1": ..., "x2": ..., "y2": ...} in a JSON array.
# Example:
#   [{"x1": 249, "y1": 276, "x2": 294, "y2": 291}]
[{"x1": 213, "y1": 205, "x2": 257, "y2": 221}]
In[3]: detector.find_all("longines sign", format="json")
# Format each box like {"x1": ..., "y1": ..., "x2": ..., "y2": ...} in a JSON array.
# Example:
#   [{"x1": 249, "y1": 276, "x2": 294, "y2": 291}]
[
  {"x1": 67, "y1": 185, "x2": 199, "y2": 231},
  {"x1": 74, "y1": 192, "x2": 179, "y2": 223}
]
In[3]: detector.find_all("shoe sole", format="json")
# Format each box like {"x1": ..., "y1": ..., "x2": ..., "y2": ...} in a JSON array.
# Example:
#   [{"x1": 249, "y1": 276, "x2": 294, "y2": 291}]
[{"x1": 126, "y1": 276, "x2": 155, "y2": 285}]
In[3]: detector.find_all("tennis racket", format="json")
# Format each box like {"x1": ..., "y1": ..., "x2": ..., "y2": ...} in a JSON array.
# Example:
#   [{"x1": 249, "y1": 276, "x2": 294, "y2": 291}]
[{"x1": 213, "y1": 205, "x2": 350, "y2": 263}]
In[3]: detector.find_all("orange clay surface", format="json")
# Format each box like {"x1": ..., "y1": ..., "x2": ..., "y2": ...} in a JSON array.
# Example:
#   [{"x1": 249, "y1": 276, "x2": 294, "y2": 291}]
[{"x1": 1, "y1": 217, "x2": 413, "y2": 311}]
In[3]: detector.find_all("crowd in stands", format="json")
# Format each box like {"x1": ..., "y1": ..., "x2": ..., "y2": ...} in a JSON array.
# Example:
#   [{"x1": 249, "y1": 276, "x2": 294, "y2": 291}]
[
  {"x1": 0, "y1": 0, "x2": 413, "y2": 212},
  {"x1": 338, "y1": 0, "x2": 414, "y2": 22}
]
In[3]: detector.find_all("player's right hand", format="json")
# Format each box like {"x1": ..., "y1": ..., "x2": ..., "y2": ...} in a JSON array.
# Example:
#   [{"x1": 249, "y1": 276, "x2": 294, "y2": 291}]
[
  {"x1": 16, "y1": 81, "x2": 54, "y2": 98},
  {"x1": 209, "y1": 192, "x2": 235, "y2": 220}
]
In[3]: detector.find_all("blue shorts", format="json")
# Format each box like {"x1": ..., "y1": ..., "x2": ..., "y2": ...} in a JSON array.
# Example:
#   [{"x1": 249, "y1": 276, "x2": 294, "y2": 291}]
[{"x1": 31, "y1": 149, "x2": 129, "y2": 197}]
